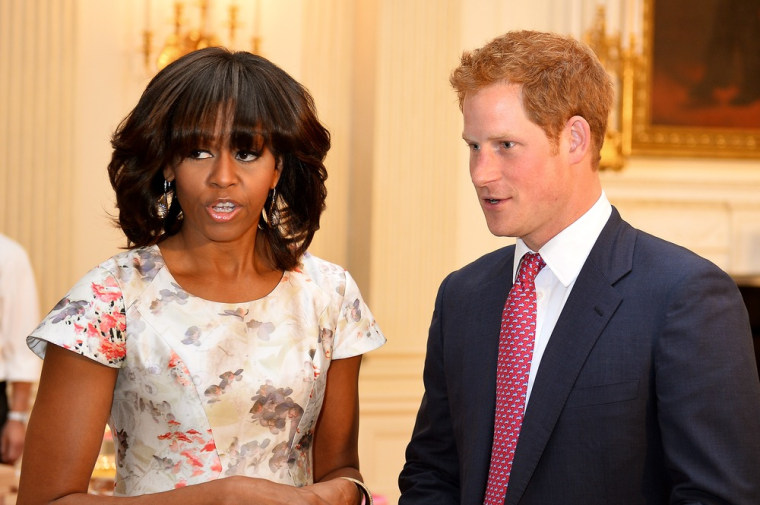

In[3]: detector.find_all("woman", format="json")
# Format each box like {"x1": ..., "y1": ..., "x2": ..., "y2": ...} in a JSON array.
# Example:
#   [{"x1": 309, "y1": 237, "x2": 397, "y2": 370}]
[{"x1": 18, "y1": 48, "x2": 384, "y2": 505}]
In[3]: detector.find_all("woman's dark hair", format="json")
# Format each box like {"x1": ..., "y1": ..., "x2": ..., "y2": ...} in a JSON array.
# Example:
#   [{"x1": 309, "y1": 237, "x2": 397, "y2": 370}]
[{"x1": 108, "y1": 47, "x2": 330, "y2": 271}]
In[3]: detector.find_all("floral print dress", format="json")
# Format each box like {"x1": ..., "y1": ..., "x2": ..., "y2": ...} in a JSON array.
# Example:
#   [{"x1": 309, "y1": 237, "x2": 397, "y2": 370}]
[{"x1": 27, "y1": 246, "x2": 385, "y2": 496}]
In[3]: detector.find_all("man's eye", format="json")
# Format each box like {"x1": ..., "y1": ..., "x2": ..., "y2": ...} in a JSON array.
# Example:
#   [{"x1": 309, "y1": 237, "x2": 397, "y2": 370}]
[
  {"x1": 468, "y1": 143, "x2": 480, "y2": 151},
  {"x1": 501, "y1": 141, "x2": 515, "y2": 149}
]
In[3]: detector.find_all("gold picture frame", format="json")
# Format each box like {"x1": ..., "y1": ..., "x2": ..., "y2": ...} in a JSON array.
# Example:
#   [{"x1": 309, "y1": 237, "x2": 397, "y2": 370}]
[{"x1": 628, "y1": 0, "x2": 760, "y2": 158}]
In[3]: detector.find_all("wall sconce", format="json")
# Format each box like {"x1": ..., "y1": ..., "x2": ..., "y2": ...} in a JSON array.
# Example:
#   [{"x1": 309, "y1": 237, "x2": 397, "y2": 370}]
[
  {"x1": 142, "y1": 0, "x2": 263, "y2": 72},
  {"x1": 584, "y1": 4, "x2": 643, "y2": 171}
]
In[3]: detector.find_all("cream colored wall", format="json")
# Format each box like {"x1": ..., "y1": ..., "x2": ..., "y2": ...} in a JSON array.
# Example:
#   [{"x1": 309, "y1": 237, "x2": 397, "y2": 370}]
[
  {"x1": 2, "y1": 1, "x2": 759, "y2": 504},
  {"x1": 601, "y1": 159, "x2": 760, "y2": 275},
  {"x1": 1, "y1": 0, "x2": 78, "y2": 313}
]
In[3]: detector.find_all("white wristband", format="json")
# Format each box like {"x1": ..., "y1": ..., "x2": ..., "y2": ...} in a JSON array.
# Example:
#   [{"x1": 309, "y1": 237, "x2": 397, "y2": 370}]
[{"x1": 7, "y1": 411, "x2": 28, "y2": 423}]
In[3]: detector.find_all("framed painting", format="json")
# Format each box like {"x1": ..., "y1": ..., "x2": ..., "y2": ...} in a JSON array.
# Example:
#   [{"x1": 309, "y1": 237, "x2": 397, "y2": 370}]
[{"x1": 628, "y1": 0, "x2": 760, "y2": 157}]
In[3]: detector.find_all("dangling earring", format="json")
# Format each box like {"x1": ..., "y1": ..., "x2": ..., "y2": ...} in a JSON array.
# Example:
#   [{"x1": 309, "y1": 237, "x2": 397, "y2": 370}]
[
  {"x1": 269, "y1": 187, "x2": 280, "y2": 227},
  {"x1": 261, "y1": 187, "x2": 280, "y2": 228},
  {"x1": 157, "y1": 179, "x2": 172, "y2": 219}
]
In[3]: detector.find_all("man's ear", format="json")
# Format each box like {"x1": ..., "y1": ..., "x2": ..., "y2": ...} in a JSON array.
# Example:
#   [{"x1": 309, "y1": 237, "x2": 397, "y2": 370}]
[{"x1": 566, "y1": 115, "x2": 591, "y2": 164}]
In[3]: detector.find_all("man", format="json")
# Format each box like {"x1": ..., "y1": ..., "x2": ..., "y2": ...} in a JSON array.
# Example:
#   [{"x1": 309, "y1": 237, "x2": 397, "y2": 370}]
[
  {"x1": 0, "y1": 233, "x2": 41, "y2": 465},
  {"x1": 398, "y1": 30, "x2": 760, "y2": 505}
]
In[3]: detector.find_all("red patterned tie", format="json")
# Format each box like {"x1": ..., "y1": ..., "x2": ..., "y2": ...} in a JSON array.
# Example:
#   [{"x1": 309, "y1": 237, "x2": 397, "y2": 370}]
[{"x1": 483, "y1": 252, "x2": 546, "y2": 505}]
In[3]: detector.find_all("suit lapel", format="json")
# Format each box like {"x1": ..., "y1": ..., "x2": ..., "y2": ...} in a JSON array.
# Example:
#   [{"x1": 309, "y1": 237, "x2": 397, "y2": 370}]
[{"x1": 505, "y1": 209, "x2": 636, "y2": 504}]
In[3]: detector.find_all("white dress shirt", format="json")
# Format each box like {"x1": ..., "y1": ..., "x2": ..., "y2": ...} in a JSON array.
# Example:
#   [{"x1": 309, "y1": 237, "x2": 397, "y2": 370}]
[{"x1": 512, "y1": 193, "x2": 612, "y2": 407}]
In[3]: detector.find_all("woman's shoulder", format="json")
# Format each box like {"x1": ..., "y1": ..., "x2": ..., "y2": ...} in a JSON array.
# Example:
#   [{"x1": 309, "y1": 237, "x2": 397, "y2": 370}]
[
  {"x1": 95, "y1": 245, "x2": 165, "y2": 281},
  {"x1": 298, "y1": 251, "x2": 345, "y2": 273},
  {"x1": 75, "y1": 246, "x2": 167, "y2": 304},
  {"x1": 291, "y1": 252, "x2": 350, "y2": 295}
]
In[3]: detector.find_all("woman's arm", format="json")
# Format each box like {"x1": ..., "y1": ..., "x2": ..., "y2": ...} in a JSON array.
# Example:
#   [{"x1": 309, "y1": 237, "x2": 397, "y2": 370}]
[
  {"x1": 307, "y1": 354, "x2": 366, "y2": 505},
  {"x1": 18, "y1": 344, "x2": 118, "y2": 503}
]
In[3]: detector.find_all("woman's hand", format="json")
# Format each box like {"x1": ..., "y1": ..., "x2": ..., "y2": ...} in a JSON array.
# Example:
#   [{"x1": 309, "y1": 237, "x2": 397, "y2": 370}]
[
  {"x1": 222, "y1": 476, "x2": 359, "y2": 505},
  {"x1": 306, "y1": 477, "x2": 361, "y2": 505}
]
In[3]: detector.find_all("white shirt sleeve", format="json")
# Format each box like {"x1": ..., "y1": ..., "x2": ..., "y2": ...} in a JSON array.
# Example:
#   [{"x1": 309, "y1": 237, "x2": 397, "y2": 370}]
[{"x1": 0, "y1": 237, "x2": 42, "y2": 383}]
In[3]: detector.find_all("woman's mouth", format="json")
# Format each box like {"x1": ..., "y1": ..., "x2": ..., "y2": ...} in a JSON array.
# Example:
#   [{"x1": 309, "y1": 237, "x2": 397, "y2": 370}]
[
  {"x1": 212, "y1": 201, "x2": 236, "y2": 213},
  {"x1": 207, "y1": 201, "x2": 240, "y2": 222}
]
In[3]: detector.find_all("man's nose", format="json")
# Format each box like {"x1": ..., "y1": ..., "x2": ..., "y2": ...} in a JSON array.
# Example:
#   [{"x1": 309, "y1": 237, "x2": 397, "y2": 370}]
[{"x1": 470, "y1": 150, "x2": 500, "y2": 187}]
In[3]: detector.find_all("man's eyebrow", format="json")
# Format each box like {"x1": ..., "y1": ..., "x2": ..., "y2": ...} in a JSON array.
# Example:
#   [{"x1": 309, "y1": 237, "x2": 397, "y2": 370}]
[{"x1": 462, "y1": 133, "x2": 512, "y2": 142}]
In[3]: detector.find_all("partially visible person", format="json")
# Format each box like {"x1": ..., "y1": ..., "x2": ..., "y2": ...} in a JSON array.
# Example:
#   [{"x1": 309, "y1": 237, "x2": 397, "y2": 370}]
[
  {"x1": 399, "y1": 30, "x2": 760, "y2": 504},
  {"x1": 18, "y1": 47, "x2": 384, "y2": 505},
  {"x1": 0, "y1": 232, "x2": 41, "y2": 465}
]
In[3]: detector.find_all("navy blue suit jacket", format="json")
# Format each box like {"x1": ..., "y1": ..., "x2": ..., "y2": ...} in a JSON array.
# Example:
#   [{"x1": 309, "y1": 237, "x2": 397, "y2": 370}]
[{"x1": 399, "y1": 209, "x2": 760, "y2": 504}]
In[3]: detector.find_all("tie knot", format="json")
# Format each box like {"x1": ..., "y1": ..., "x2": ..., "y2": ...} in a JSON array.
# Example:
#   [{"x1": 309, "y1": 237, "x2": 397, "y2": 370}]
[{"x1": 517, "y1": 253, "x2": 545, "y2": 285}]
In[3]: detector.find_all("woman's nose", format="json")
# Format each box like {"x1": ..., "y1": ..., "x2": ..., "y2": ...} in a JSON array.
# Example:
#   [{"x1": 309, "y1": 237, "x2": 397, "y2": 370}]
[{"x1": 208, "y1": 152, "x2": 237, "y2": 187}]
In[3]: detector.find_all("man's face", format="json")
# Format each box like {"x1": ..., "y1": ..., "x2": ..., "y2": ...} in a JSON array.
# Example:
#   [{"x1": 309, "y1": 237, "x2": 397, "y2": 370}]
[{"x1": 462, "y1": 82, "x2": 580, "y2": 251}]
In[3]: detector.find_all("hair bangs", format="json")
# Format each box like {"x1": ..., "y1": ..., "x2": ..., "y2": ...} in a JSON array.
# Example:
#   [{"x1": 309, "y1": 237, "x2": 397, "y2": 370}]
[
  {"x1": 228, "y1": 79, "x2": 272, "y2": 154},
  {"x1": 166, "y1": 58, "x2": 277, "y2": 159}
]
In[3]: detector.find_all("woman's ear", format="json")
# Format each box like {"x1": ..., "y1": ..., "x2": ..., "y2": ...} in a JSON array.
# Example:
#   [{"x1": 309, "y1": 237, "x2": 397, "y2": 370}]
[
  {"x1": 163, "y1": 166, "x2": 175, "y2": 182},
  {"x1": 566, "y1": 115, "x2": 591, "y2": 164},
  {"x1": 272, "y1": 158, "x2": 282, "y2": 189}
]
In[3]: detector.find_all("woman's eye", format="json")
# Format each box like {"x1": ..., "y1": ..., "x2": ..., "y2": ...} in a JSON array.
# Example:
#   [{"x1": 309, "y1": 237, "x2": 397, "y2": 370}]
[
  {"x1": 188, "y1": 150, "x2": 212, "y2": 159},
  {"x1": 236, "y1": 151, "x2": 259, "y2": 162}
]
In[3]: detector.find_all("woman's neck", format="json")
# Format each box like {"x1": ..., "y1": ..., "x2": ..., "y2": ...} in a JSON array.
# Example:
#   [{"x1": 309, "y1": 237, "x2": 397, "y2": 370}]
[{"x1": 157, "y1": 233, "x2": 283, "y2": 303}]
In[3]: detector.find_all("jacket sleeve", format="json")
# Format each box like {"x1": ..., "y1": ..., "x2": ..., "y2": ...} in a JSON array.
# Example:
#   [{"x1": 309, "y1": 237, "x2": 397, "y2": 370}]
[
  {"x1": 398, "y1": 274, "x2": 461, "y2": 505},
  {"x1": 657, "y1": 260, "x2": 760, "y2": 504}
]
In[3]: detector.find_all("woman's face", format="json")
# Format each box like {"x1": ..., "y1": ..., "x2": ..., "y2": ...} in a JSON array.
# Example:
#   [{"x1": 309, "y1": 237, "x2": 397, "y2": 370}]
[{"x1": 164, "y1": 137, "x2": 280, "y2": 247}]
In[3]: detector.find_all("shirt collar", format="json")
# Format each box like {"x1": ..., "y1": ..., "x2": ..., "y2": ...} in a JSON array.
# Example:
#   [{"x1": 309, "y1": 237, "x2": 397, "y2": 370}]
[{"x1": 513, "y1": 192, "x2": 612, "y2": 286}]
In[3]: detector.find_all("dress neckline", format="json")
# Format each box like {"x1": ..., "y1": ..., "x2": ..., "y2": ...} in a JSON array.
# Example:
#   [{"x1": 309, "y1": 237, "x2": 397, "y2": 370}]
[{"x1": 148, "y1": 244, "x2": 287, "y2": 305}]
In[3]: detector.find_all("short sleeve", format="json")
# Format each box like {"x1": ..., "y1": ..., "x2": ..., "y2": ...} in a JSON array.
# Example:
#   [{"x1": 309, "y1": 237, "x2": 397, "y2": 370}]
[
  {"x1": 27, "y1": 264, "x2": 127, "y2": 368},
  {"x1": 330, "y1": 270, "x2": 385, "y2": 360}
]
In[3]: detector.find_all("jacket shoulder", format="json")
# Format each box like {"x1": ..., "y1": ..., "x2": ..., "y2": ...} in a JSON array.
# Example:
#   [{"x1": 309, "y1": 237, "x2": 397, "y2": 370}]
[{"x1": 442, "y1": 244, "x2": 515, "y2": 292}]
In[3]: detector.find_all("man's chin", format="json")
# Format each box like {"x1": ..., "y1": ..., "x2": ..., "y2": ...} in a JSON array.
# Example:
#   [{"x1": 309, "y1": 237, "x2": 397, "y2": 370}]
[{"x1": 485, "y1": 222, "x2": 517, "y2": 239}]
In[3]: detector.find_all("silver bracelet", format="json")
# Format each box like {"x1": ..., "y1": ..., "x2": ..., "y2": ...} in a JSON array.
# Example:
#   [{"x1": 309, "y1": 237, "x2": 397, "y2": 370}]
[
  {"x1": 7, "y1": 411, "x2": 29, "y2": 423},
  {"x1": 339, "y1": 477, "x2": 373, "y2": 505}
]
